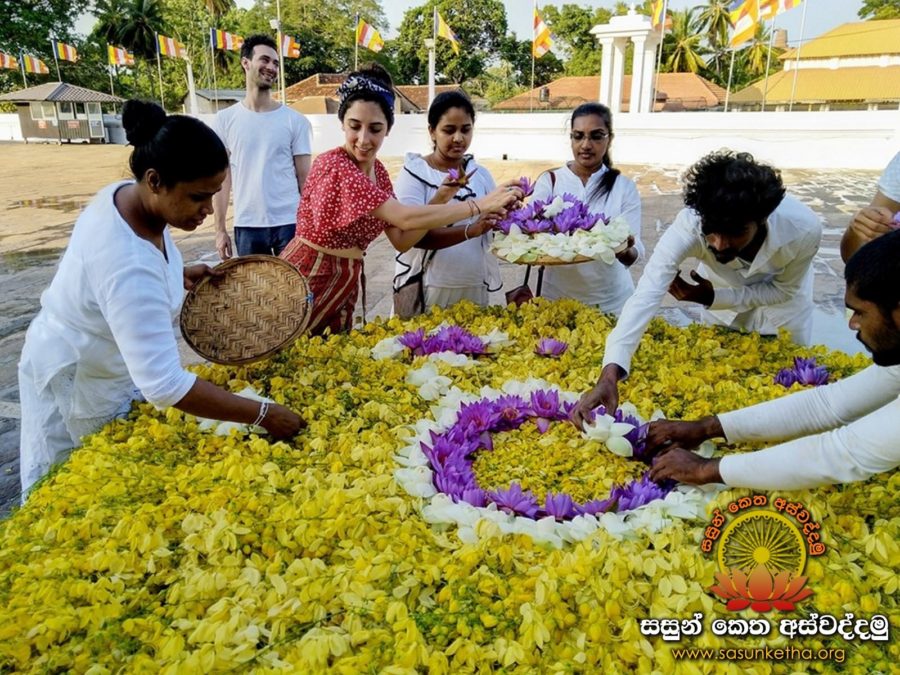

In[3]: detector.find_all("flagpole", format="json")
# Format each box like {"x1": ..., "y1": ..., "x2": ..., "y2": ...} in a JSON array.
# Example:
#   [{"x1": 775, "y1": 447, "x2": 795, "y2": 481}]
[
  {"x1": 355, "y1": 13, "x2": 360, "y2": 70},
  {"x1": 530, "y1": 0, "x2": 537, "y2": 112},
  {"x1": 724, "y1": 48, "x2": 736, "y2": 112},
  {"x1": 50, "y1": 38, "x2": 62, "y2": 82},
  {"x1": 788, "y1": 0, "x2": 809, "y2": 112},
  {"x1": 276, "y1": 0, "x2": 286, "y2": 102},
  {"x1": 652, "y1": 0, "x2": 668, "y2": 113},
  {"x1": 109, "y1": 63, "x2": 116, "y2": 97},
  {"x1": 155, "y1": 33, "x2": 166, "y2": 108},
  {"x1": 761, "y1": 14, "x2": 777, "y2": 112},
  {"x1": 428, "y1": 8, "x2": 437, "y2": 107},
  {"x1": 19, "y1": 51, "x2": 27, "y2": 87},
  {"x1": 209, "y1": 30, "x2": 220, "y2": 109}
]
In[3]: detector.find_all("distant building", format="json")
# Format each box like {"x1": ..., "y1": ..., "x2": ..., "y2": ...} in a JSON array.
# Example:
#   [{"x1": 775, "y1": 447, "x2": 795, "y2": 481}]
[
  {"x1": 0, "y1": 82, "x2": 121, "y2": 143},
  {"x1": 278, "y1": 74, "x2": 468, "y2": 114},
  {"x1": 492, "y1": 73, "x2": 726, "y2": 112},
  {"x1": 183, "y1": 89, "x2": 245, "y2": 114},
  {"x1": 730, "y1": 19, "x2": 900, "y2": 111}
]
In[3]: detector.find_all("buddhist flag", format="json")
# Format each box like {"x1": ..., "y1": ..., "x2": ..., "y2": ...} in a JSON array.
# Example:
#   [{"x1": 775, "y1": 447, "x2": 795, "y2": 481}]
[
  {"x1": 533, "y1": 8, "x2": 553, "y2": 58},
  {"x1": 651, "y1": 0, "x2": 666, "y2": 29},
  {"x1": 767, "y1": 0, "x2": 803, "y2": 17},
  {"x1": 108, "y1": 45, "x2": 135, "y2": 66},
  {"x1": 729, "y1": 0, "x2": 758, "y2": 47},
  {"x1": 0, "y1": 52, "x2": 17, "y2": 70},
  {"x1": 22, "y1": 54, "x2": 49, "y2": 74},
  {"x1": 436, "y1": 12, "x2": 459, "y2": 55},
  {"x1": 210, "y1": 29, "x2": 244, "y2": 51},
  {"x1": 356, "y1": 18, "x2": 384, "y2": 53},
  {"x1": 51, "y1": 40, "x2": 78, "y2": 62},
  {"x1": 280, "y1": 34, "x2": 300, "y2": 58},
  {"x1": 158, "y1": 34, "x2": 187, "y2": 59}
]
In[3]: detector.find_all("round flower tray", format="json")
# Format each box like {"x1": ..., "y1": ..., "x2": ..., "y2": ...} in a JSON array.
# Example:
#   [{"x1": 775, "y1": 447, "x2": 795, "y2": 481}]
[
  {"x1": 492, "y1": 250, "x2": 596, "y2": 266},
  {"x1": 180, "y1": 255, "x2": 313, "y2": 366}
]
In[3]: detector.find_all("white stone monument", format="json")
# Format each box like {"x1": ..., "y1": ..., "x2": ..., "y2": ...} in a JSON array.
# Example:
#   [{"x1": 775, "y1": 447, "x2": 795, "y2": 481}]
[{"x1": 589, "y1": 5, "x2": 662, "y2": 114}]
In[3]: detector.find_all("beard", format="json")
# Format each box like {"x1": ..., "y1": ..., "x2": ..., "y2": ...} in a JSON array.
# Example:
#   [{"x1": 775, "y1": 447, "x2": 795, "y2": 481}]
[{"x1": 871, "y1": 344, "x2": 900, "y2": 366}]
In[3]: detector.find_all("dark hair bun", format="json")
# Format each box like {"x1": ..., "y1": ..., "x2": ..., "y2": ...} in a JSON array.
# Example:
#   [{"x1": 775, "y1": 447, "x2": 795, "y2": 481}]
[
  {"x1": 358, "y1": 62, "x2": 393, "y2": 90},
  {"x1": 122, "y1": 99, "x2": 167, "y2": 147}
]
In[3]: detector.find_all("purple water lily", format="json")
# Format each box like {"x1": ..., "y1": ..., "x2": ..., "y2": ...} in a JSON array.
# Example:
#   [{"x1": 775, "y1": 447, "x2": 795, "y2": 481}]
[
  {"x1": 398, "y1": 328, "x2": 426, "y2": 356},
  {"x1": 489, "y1": 482, "x2": 540, "y2": 517},
  {"x1": 614, "y1": 472, "x2": 672, "y2": 511},
  {"x1": 492, "y1": 394, "x2": 531, "y2": 430},
  {"x1": 447, "y1": 167, "x2": 461, "y2": 182},
  {"x1": 517, "y1": 176, "x2": 535, "y2": 197},
  {"x1": 535, "y1": 338, "x2": 568, "y2": 358},
  {"x1": 576, "y1": 496, "x2": 618, "y2": 516},
  {"x1": 553, "y1": 205, "x2": 585, "y2": 234},
  {"x1": 891, "y1": 211, "x2": 900, "y2": 230},
  {"x1": 459, "y1": 486, "x2": 488, "y2": 507},
  {"x1": 400, "y1": 325, "x2": 488, "y2": 357},
  {"x1": 775, "y1": 356, "x2": 829, "y2": 387},
  {"x1": 544, "y1": 492, "x2": 576, "y2": 520}
]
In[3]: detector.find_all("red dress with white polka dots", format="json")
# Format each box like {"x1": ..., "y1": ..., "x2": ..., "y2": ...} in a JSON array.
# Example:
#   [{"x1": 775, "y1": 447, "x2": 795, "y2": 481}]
[{"x1": 280, "y1": 147, "x2": 395, "y2": 335}]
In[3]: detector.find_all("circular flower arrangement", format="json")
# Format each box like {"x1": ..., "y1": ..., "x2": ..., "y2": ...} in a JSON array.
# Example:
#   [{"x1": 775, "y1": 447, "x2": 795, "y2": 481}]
[
  {"x1": 491, "y1": 191, "x2": 631, "y2": 265},
  {"x1": 395, "y1": 378, "x2": 714, "y2": 548}
]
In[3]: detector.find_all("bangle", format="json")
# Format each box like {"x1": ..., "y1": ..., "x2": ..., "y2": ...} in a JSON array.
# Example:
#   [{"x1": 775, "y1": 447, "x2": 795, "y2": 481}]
[
  {"x1": 467, "y1": 200, "x2": 476, "y2": 219},
  {"x1": 251, "y1": 400, "x2": 270, "y2": 427},
  {"x1": 464, "y1": 222, "x2": 473, "y2": 240},
  {"x1": 471, "y1": 200, "x2": 481, "y2": 215}
]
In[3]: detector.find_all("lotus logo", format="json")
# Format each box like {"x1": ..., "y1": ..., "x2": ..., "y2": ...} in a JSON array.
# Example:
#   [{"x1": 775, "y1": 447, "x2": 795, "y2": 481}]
[{"x1": 710, "y1": 566, "x2": 814, "y2": 612}]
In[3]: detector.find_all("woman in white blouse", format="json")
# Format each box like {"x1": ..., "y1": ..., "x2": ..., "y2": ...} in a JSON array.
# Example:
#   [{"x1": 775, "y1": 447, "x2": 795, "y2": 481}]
[
  {"x1": 17, "y1": 100, "x2": 303, "y2": 499},
  {"x1": 531, "y1": 102, "x2": 643, "y2": 314},
  {"x1": 392, "y1": 91, "x2": 501, "y2": 312}
]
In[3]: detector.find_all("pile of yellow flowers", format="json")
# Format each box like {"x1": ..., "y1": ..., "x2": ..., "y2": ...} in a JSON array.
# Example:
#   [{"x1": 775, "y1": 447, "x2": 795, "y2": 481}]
[{"x1": 1, "y1": 300, "x2": 896, "y2": 673}]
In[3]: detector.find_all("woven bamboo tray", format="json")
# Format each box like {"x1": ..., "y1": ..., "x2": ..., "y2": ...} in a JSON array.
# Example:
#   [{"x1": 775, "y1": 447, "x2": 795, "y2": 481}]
[{"x1": 180, "y1": 255, "x2": 313, "y2": 365}]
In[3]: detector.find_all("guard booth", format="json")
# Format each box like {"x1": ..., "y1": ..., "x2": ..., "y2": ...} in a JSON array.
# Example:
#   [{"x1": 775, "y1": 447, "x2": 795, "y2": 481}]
[{"x1": 0, "y1": 82, "x2": 122, "y2": 144}]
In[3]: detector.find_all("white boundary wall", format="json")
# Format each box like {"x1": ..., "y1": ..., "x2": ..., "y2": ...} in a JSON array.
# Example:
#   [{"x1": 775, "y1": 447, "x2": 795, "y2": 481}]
[{"x1": 8, "y1": 110, "x2": 898, "y2": 170}]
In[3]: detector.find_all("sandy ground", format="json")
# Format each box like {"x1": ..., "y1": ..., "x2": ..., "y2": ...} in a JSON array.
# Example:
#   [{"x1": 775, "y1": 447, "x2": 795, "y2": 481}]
[{"x1": 0, "y1": 143, "x2": 878, "y2": 515}]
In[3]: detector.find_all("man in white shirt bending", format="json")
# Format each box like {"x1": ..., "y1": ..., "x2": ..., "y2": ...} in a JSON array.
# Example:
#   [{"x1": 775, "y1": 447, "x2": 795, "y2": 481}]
[
  {"x1": 214, "y1": 34, "x2": 312, "y2": 258},
  {"x1": 572, "y1": 150, "x2": 822, "y2": 424},
  {"x1": 645, "y1": 230, "x2": 900, "y2": 490}
]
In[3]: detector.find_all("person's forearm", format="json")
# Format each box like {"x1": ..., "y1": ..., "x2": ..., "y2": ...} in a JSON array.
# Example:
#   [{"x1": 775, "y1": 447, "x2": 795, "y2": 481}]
[
  {"x1": 377, "y1": 199, "x2": 478, "y2": 232},
  {"x1": 699, "y1": 415, "x2": 724, "y2": 440},
  {"x1": 174, "y1": 378, "x2": 262, "y2": 424},
  {"x1": 840, "y1": 227, "x2": 864, "y2": 263},
  {"x1": 597, "y1": 363, "x2": 626, "y2": 385},
  {"x1": 416, "y1": 224, "x2": 472, "y2": 250},
  {"x1": 213, "y1": 170, "x2": 231, "y2": 231}
]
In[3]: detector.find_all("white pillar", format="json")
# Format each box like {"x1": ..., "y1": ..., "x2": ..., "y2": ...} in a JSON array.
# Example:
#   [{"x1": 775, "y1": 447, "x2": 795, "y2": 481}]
[
  {"x1": 629, "y1": 36, "x2": 646, "y2": 113},
  {"x1": 640, "y1": 41, "x2": 657, "y2": 112},
  {"x1": 598, "y1": 38, "x2": 614, "y2": 106},
  {"x1": 608, "y1": 38, "x2": 627, "y2": 113}
]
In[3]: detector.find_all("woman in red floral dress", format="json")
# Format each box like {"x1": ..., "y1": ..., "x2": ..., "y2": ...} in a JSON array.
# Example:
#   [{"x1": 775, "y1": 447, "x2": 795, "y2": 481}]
[{"x1": 280, "y1": 64, "x2": 521, "y2": 335}]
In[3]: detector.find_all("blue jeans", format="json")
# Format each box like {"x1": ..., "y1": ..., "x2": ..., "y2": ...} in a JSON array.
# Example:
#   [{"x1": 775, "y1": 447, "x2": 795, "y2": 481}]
[{"x1": 235, "y1": 224, "x2": 296, "y2": 256}]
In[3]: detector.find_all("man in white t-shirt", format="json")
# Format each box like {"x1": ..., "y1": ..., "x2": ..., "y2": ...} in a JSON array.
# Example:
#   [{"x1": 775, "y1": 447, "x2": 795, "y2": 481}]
[
  {"x1": 646, "y1": 230, "x2": 900, "y2": 490},
  {"x1": 572, "y1": 151, "x2": 822, "y2": 425},
  {"x1": 214, "y1": 34, "x2": 312, "y2": 258},
  {"x1": 840, "y1": 151, "x2": 900, "y2": 263}
]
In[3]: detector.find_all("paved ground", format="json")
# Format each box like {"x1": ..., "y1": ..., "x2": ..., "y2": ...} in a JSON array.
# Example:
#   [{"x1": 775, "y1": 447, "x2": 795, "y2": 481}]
[{"x1": 0, "y1": 144, "x2": 876, "y2": 515}]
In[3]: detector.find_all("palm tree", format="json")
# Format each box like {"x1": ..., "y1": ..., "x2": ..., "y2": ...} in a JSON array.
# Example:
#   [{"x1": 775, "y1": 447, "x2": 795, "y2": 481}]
[
  {"x1": 664, "y1": 9, "x2": 708, "y2": 74},
  {"x1": 117, "y1": 0, "x2": 166, "y2": 60},
  {"x1": 205, "y1": 0, "x2": 235, "y2": 19},
  {"x1": 698, "y1": 0, "x2": 732, "y2": 81},
  {"x1": 91, "y1": 0, "x2": 130, "y2": 45},
  {"x1": 742, "y1": 20, "x2": 775, "y2": 80}
]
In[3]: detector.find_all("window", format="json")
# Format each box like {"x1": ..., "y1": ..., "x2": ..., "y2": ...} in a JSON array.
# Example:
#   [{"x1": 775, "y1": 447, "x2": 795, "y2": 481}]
[
  {"x1": 74, "y1": 103, "x2": 87, "y2": 119},
  {"x1": 58, "y1": 102, "x2": 74, "y2": 120},
  {"x1": 29, "y1": 102, "x2": 42, "y2": 120},
  {"x1": 41, "y1": 102, "x2": 56, "y2": 121},
  {"x1": 86, "y1": 102, "x2": 101, "y2": 117}
]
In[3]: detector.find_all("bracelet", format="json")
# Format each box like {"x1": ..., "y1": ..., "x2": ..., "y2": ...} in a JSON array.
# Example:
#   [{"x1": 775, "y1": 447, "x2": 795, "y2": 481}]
[
  {"x1": 467, "y1": 200, "x2": 476, "y2": 219},
  {"x1": 471, "y1": 200, "x2": 481, "y2": 215},
  {"x1": 464, "y1": 221, "x2": 473, "y2": 240},
  {"x1": 251, "y1": 400, "x2": 270, "y2": 427}
]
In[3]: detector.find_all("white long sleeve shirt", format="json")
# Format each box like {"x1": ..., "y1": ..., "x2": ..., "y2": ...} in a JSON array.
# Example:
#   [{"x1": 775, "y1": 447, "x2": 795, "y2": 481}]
[
  {"x1": 718, "y1": 364, "x2": 900, "y2": 490},
  {"x1": 392, "y1": 153, "x2": 500, "y2": 291},
  {"x1": 21, "y1": 181, "x2": 196, "y2": 420},
  {"x1": 531, "y1": 165, "x2": 644, "y2": 314},
  {"x1": 603, "y1": 195, "x2": 822, "y2": 374}
]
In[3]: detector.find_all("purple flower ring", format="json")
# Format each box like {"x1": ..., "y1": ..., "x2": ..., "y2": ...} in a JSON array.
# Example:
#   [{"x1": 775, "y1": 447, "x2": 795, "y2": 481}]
[
  {"x1": 774, "y1": 356, "x2": 829, "y2": 388},
  {"x1": 394, "y1": 381, "x2": 714, "y2": 546}
]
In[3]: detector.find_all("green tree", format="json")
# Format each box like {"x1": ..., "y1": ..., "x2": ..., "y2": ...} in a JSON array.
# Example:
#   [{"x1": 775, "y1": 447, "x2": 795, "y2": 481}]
[
  {"x1": 497, "y1": 36, "x2": 564, "y2": 89},
  {"x1": 859, "y1": 0, "x2": 900, "y2": 20},
  {"x1": 697, "y1": 0, "x2": 732, "y2": 81},
  {"x1": 540, "y1": 4, "x2": 611, "y2": 76},
  {"x1": 740, "y1": 20, "x2": 775, "y2": 81},
  {"x1": 663, "y1": 8, "x2": 707, "y2": 73},
  {"x1": 392, "y1": 0, "x2": 507, "y2": 85}
]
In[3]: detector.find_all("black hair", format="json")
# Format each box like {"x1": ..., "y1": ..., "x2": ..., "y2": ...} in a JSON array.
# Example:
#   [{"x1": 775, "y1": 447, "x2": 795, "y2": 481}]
[
  {"x1": 338, "y1": 63, "x2": 395, "y2": 129},
  {"x1": 427, "y1": 90, "x2": 475, "y2": 128},
  {"x1": 240, "y1": 34, "x2": 277, "y2": 61},
  {"x1": 845, "y1": 229, "x2": 900, "y2": 316},
  {"x1": 571, "y1": 102, "x2": 619, "y2": 203},
  {"x1": 122, "y1": 100, "x2": 228, "y2": 187},
  {"x1": 683, "y1": 150, "x2": 785, "y2": 235}
]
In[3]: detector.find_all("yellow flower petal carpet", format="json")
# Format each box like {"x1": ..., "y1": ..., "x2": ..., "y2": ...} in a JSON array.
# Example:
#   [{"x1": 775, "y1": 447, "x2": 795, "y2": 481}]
[{"x1": 0, "y1": 300, "x2": 896, "y2": 673}]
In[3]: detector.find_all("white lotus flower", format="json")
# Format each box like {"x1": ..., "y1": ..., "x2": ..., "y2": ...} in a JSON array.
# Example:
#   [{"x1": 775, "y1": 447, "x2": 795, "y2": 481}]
[
  {"x1": 542, "y1": 195, "x2": 567, "y2": 217},
  {"x1": 370, "y1": 336, "x2": 404, "y2": 360},
  {"x1": 481, "y1": 328, "x2": 513, "y2": 352},
  {"x1": 427, "y1": 352, "x2": 473, "y2": 367},
  {"x1": 605, "y1": 435, "x2": 634, "y2": 458},
  {"x1": 394, "y1": 467, "x2": 437, "y2": 498}
]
